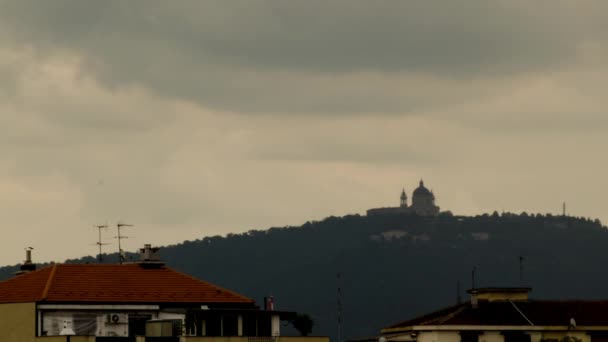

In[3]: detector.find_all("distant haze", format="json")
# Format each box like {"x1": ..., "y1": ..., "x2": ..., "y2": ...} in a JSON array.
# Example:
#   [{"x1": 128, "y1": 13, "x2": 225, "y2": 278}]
[{"x1": 0, "y1": 0, "x2": 607, "y2": 264}]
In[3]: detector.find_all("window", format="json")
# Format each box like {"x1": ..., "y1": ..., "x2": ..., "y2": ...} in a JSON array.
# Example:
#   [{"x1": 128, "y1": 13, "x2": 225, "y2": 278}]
[
  {"x1": 461, "y1": 331, "x2": 481, "y2": 342},
  {"x1": 223, "y1": 315, "x2": 239, "y2": 336}
]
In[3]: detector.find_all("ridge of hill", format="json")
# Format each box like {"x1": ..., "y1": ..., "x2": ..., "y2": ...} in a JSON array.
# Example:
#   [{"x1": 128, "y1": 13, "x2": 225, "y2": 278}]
[{"x1": 1, "y1": 212, "x2": 606, "y2": 340}]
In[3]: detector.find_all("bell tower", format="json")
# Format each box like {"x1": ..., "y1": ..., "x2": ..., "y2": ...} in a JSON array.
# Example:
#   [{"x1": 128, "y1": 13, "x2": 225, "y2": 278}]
[{"x1": 400, "y1": 188, "x2": 408, "y2": 208}]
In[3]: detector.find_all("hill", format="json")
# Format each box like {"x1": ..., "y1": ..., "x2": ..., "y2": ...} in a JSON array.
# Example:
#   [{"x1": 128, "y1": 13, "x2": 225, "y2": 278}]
[{"x1": 1, "y1": 212, "x2": 607, "y2": 340}]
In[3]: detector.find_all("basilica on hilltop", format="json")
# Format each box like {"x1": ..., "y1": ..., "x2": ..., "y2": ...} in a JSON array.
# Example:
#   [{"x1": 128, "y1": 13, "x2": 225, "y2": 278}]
[{"x1": 367, "y1": 180, "x2": 440, "y2": 217}]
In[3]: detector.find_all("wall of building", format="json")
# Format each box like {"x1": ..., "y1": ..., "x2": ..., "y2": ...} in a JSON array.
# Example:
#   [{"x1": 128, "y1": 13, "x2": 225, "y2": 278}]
[
  {"x1": 178, "y1": 337, "x2": 329, "y2": 342},
  {"x1": 417, "y1": 331, "x2": 461, "y2": 342},
  {"x1": 0, "y1": 302, "x2": 37, "y2": 342},
  {"x1": 541, "y1": 332, "x2": 591, "y2": 342},
  {"x1": 35, "y1": 337, "x2": 95, "y2": 342},
  {"x1": 389, "y1": 330, "x2": 595, "y2": 342},
  {"x1": 479, "y1": 331, "x2": 504, "y2": 342}
]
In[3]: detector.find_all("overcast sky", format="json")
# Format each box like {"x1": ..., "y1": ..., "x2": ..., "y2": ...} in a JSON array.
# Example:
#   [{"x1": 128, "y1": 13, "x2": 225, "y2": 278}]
[{"x1": 0, "y1": 0, "x2": 607, "y2": 265}]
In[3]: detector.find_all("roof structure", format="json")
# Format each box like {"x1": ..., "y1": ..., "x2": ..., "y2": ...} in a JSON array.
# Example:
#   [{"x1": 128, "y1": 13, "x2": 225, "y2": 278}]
[
  {"x1": 413, "y1": 180, "x2": 432, "y2": 196},
  {"x1": 0, "y1": 263, "x2": 254, "y2": 305},
  {"x1": 383, "y1": 300, "x2": 608, "y2": 332}
]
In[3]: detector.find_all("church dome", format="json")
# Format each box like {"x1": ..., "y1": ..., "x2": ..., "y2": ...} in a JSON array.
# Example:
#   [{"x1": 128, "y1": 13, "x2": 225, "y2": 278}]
[{"x1": 413, "y1": 180, "x2": 432, "y2": 196}]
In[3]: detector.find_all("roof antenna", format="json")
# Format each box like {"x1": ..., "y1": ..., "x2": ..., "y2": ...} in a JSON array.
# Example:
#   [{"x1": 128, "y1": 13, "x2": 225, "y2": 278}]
[
  {"x1": 471, "y1": 266, "x2": 477, "y2": 290},
  {"x1": 337, "y1": 272, "x2": 343, "y2": 342},
  {"x1": 115, "y1": 222, "x2": 134, "y2": 264},
  {"x1": 93, "y1": 224, "x2": 109, "y2": 263},
  {"x1": 519, "y1": 256, "x2": 525, "y2": 283}
]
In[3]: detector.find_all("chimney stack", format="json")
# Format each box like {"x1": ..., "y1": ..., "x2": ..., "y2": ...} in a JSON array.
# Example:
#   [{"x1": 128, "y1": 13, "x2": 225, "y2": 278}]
[
  {"x1": 139, "y1": 244, "x2": 160, "y2": 261},
  {"x1": 15, "y1": 247, "x2": 36, "y2": 276},
  {"x1": 137, "y1": 244, "x2": 164, "y2": 268}
]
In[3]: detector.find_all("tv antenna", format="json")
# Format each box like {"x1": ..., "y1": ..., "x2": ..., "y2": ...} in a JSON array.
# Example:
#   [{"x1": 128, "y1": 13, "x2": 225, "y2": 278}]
[
  {"x1": 115, "y1": 222, "x2": 134, "y2": 264},
  {"x1": 92, "y1": 224, "x2": 109, "y2": 263},
  {"x1": 337, "y1": 272, "x2": 343, "y2": 342},
  {"x1": 471, "y1": 266, "x2": 477, "y2": 290},
  {"x1": 519, "y1": 256, "x2": 525, "y2": 282}
]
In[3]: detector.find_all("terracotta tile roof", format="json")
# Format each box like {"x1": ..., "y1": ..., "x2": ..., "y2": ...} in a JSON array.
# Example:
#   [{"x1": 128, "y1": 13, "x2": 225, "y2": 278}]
[
  {"x1": 384, "y1": 300, "x2": 608, "y2": 330},
  {"x1": 0, "y1": 264, "x2": 254, "y2": 305}
]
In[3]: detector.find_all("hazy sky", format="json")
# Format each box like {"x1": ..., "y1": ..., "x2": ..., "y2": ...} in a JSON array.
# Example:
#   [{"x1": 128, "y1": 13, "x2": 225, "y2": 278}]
[{"x1": 0, "y1": 0, "x2": 607, "y2": 265}]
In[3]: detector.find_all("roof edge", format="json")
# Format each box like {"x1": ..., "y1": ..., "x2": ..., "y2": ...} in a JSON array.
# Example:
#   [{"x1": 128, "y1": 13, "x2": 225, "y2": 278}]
[{"x1": 40, "y1": 264, "x2": 58, "y2": 301}]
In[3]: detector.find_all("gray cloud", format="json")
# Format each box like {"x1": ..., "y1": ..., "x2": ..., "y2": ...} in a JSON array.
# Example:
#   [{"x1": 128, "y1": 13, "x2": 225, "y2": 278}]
[
  {"x1": 0, "y1": 1, "x2": 607, "y2": 264},
  {"x1": 1, "y1": 0, "x2": 606, "y2": 113}
]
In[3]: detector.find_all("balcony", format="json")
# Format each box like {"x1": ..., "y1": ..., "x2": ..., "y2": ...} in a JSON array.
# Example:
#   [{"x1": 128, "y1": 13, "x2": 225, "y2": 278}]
[
  {"x1": 141, "y1": 337, "x2": 329, "y2": 342},
  {"x1": 35, "y1": 337, "x2": 328, "y2": 342}
]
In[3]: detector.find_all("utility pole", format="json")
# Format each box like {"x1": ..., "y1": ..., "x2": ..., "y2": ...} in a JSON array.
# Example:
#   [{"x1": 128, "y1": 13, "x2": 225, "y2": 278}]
[
  {"x1": 93, "y1": 224, "x2": 109, "y2": 263},
  {"x1": 115, "y1": 223, "x2": 133, "y2": 264}
]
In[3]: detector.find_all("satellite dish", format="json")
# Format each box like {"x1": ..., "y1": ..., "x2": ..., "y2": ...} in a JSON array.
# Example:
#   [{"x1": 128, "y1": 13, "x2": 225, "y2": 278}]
[
  {"x1": 569, "y1": 317, "x2": 576, "y2": 330},
  {"x1": 379, "y1": 337, "x2": 387, "y2": 342}
]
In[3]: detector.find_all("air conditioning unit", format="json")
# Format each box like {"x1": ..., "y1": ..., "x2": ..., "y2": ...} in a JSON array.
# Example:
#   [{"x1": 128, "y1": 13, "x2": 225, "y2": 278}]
[{"x1": 106, "y1": 313, "x2": 128, "y2": 324}]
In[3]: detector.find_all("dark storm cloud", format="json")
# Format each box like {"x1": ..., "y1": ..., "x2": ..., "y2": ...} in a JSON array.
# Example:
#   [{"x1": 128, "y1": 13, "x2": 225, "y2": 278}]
[{"x1": 1, "y1": 0, "x2": 604, "y2": 113}]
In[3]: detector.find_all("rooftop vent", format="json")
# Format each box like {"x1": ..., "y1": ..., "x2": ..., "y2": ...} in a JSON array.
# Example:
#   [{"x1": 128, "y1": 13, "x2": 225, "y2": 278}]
[
  {"x1": 15, "y1": 247, "x2": 36, "y2": 276},
  {"x1": 137, "y1": 244, "x2": 164, "y2": 268}
]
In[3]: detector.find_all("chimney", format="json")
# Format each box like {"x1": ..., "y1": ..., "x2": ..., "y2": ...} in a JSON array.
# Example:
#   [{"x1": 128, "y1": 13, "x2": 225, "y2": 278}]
[
  {"x1": 264, "y1": 296, "x2": 275, "y2": 311},
  {"x1": 137, "y1": 244, "x2": 164, "y2": 268},
  {"x1": 15, "y1": 247, "x2": 36, "y2": 276}
]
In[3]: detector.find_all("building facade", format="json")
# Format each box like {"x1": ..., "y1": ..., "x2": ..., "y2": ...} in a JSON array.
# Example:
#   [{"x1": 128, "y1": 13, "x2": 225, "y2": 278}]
[{"x1": 367, "y1": 180, "x2": 440, "y2": 217}]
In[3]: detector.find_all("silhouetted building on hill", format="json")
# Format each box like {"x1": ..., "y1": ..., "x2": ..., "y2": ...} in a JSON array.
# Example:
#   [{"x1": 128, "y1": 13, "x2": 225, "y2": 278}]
[{"x1": 367, "y1": 180, "x2": 440, "y2": 217}]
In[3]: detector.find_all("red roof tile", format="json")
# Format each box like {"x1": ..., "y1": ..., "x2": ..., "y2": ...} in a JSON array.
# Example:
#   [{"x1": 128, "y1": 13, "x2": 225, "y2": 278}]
[{"x1": 0, "y1": 264, "x2": 254, "y2": 305}]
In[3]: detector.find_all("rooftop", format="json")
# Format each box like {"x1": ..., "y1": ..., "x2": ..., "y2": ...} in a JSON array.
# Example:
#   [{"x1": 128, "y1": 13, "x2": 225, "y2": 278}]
[
  {"x1": 0, "y1": 263, "x2": 254, "y2": 305},
  {"x1": 382, "y1": 299, "x2": 608, "y2": 333}
]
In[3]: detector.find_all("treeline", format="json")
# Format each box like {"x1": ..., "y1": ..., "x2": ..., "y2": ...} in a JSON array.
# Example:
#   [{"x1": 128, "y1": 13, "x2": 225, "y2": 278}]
[{"x1": 0, "y1": 213, "x2": 606, "y2": 341}]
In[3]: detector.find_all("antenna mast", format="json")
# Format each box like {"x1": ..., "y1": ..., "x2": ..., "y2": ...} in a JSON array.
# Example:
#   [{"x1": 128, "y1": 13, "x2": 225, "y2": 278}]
[
  {"x1": 93, "y1": 224, "x2": 109, "y2": 263},
  {"x1": 337, "y1": 272, "x2": 342, "y2": 342},
  {"x1": 471, "y1": 266, "x2": 477, "y2": 290},
  {"x1": 519, "y1": 256, "x2": 525, "y2": 282},
  {"x1": 115, "y1": 223, "x2": 133, "y2": 264}
]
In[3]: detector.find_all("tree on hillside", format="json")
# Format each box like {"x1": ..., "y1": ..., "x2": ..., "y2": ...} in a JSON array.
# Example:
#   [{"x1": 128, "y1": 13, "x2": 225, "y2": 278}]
[{"x1": 291, "y1": 313, "x2": 314, "y2": 336}]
